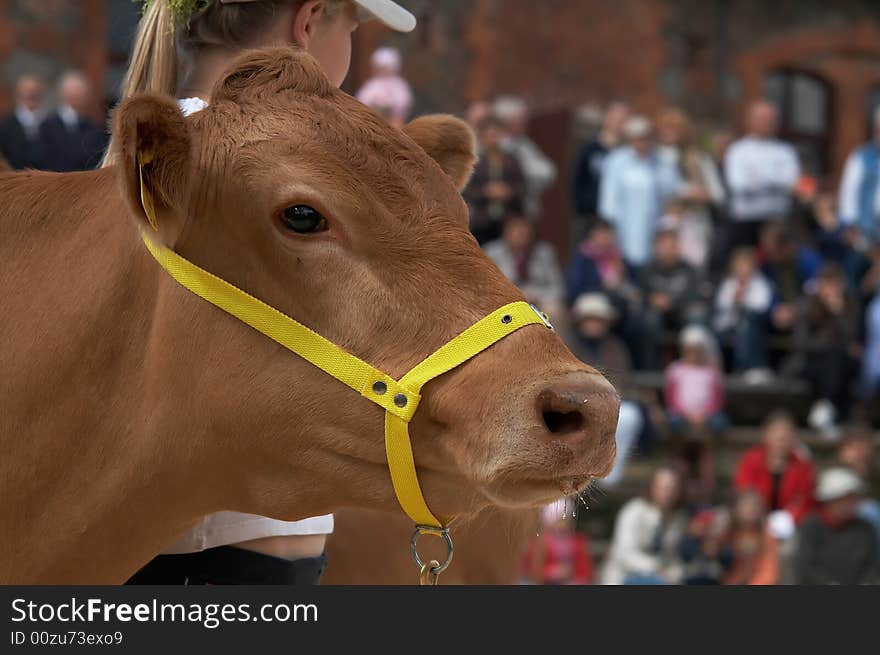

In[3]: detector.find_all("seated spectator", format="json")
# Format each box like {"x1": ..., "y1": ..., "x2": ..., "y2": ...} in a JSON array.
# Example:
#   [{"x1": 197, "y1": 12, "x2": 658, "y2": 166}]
[
  {"x1": 664, "y1": 325, "x2": 727, "y2": 502},
  {"x1": 812, "y1": 192, "x2": 866, "y2": 290},
  {"x1": 659, "y1": 197, "x2": 712, "y2": 271},
  {"x1": 599, "y1": 115, "x2": 682, "y2": 273},
  {"x1": 722, "y1": 490, "x2": 780, "y2": 585},
  {"x1": 758, "y1": 223, "x2": 821, "y2": 333},
  {"x1": 638, "y1": 228, "x2": 704, "y2": 369},
  {"x1": 463, "y1": 116, "x2": 526, "y2": 245},
  {"x1": 679, "y1": 506, "x2": 732, "y2": 585},
  {"x1": 713, "y1": 247, "x2": 773, "y2": 378},
  {"x1": 39, "y1": 71, "x2": 107, "y2": 172},
  {"x1": 566, "y1": 219, "x2": 634, "y2": 306},
  {"x1": 837, "y1": 431, "x2": 880, "y2": 550},
  {"x1": 601, "y1": 466, "x2": 688, "y2": 585},
  {"x1": 664, "y1": 325, "x2": 728, "y2": 439},
  {"x1": 568, "y1": 293, "x2": 644, "y2": 488},
  {"x1": 355, "y1": 47, "x2": 413, "y2": 129},
  {"x1": 792, "y1": 467, "x2": 880, "y2": 584},
  {"x1": 791, "y1": 264, "x2": 861, "y2": 437},
  {"x1": 734, "y1": 411, "x2": 815, "y2": 524},
  {"x1": 864, "y1": 292, "x2": 880, "y2": 403},
  {"x1": 522, "y1": 499, "x2": 594, "y2": 585},
  {"x1": 484, "y1": 215, "x2": 565, "y2": 321}
]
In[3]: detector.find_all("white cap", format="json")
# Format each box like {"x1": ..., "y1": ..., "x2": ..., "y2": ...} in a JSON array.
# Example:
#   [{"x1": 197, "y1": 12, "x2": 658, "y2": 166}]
[
  {"x1": 767, "y1": 510, "x2": 796, "y2": 540},
  {"x1": 493, "y1": 96, "x2": 529, "y2": 122},
  {"x1": 572, "y1": 293, "x2": 617, "y2": 321},
  {"x1": 220, "y1": 0, "x2": 417, "y2": 32},
  {"x1": 371, "y1": 46, "x2": 402, "y2": 72},
  {"x1": 623, "y1": 115, "x2": 652, "y2": 140},
  {"x1": 680, "y1": 324, "x2": 711, "y2": 348},
  {"x1": 816, "y1": 467, "x2": 865, "y2": 502}
]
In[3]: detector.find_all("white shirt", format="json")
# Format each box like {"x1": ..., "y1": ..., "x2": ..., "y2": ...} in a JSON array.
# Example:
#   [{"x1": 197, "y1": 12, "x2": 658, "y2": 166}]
[
  {"x1": 14, "y1": 105, "x2": 42, "y2": 140},
  {"x1": 724, "y1": 136, "x2": 800, "y2": 221},
  {"x1": 599, "y1": 146, "x2": 682, "y2": 265},
  {"x1": 601, "y1": 497, "x2": 686, "y2": 585},
  {"x1": 58, "y1": 105, "x2": 80, "y2": 131},
  {"x1": 713, "y1": 273, "x2": 773, "y2": 332},
  {"x1": 165, "y1": 98, "x2": 334, "y2": 553}
]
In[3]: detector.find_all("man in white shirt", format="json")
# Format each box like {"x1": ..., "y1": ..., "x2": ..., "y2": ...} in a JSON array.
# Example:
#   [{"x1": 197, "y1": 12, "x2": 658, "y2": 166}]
[
  {"x1": 838, "y1": 107, "x2": 880, "y2": 245},
  {"x1": 39, "y1": 72, "x2": 108, "y2": 172},
  {"x1": 724, "y1": 100, "x2": 800, "y2": 248},
  {"x1": 0, "y1": 74, "x2": 45, "y2": 170}
]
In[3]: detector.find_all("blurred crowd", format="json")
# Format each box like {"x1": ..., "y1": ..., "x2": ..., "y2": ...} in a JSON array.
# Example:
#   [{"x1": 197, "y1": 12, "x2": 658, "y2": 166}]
[
  {"x1": 0, "y1": 72, "x2": 107, "y2": 172},
  {"x1": 524, "y1": 420, "x2": 879, "y2": 585},
  {"x1": 459, "y1": 93, "x2": 880, "y2": 585}
]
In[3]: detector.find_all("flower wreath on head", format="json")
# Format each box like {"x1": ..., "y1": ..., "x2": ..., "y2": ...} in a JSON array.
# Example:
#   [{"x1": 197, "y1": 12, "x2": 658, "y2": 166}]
[{"x1": 139, "y1": 0, "x2": 213, "y2": 26}]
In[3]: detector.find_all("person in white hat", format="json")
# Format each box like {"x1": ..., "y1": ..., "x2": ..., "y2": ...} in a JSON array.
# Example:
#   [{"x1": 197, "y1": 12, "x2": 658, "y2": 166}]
[
  {"x1": 792, "y1": 467, "x2": 880, "y2": 584},
  {"x1": 569, "y1": 293, "x2": 644, "y2": 489},
  {"x1": 115, "y1": 0, "x2": 416, "y2": 586}
]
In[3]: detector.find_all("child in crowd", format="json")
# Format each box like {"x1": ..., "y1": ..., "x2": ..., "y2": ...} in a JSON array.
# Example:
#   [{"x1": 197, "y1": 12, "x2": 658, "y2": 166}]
[
  {"x1": 355, "y1": 47, "x2": 413, "y2": 128},
  {"x1": 659, "y1": 197, "x2": 712, "y2": 271},
  {"x1": 713, "y1": 247, "x2": 773, "y2": 380},
  {"x1": 522, "y1": 499, "x2": 594, "y2": 585},
  {"x1": 664, "y1": 325, "x2": 728, "y2": 437},
  {"x1": 722, "y1": 489, "x2": 781, "y2": 584},
  {"x1": 679, "y1": 506, "x2": 732, "y2": 584},
  {"x1": 664, "y1": 325, "x2": 728, "y2": 502}
]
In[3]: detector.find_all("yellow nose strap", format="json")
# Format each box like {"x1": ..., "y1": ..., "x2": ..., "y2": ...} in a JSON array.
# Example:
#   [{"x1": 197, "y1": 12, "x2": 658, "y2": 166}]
[{"x1": 141, "y1": 232, "x2": 549, "y2": 530}]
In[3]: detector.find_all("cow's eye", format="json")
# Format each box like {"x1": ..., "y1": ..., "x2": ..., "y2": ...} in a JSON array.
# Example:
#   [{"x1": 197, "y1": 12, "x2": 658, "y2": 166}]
[{"x1": 282, "y1": 205, "x2": 327, "y2": 234}]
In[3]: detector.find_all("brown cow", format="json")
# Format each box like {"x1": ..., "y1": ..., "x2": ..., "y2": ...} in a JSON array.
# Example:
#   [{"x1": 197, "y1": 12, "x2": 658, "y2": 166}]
[
  {"x1": 0, "y1": 48, "x2": 619, "y2": 584},
  {"x1": 323, "y1": 507, "x2": 538, "y2": 585}
]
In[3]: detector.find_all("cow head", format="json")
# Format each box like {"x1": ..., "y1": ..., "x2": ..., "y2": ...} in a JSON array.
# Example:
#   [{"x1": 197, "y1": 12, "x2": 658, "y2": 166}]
[{"x1": 112, "y1": 48, "x2": 618, "y2": 522}]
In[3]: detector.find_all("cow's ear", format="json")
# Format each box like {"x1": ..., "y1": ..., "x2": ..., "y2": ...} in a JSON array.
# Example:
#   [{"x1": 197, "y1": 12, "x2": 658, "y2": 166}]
[
  {"x1": 213, "y1": 47, "x2": 332, "y2": 103},
  {"x1": 113, "y1": 94, "x2": 191, "y2": 240},
  {"x1": 403, "y1": 115, "x2": 477, "y2": 191}
]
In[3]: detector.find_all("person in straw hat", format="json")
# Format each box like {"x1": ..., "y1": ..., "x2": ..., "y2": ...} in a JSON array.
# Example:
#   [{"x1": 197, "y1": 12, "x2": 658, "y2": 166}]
[
  {"x1": 792, "y1": 467, "x2": 880, "y2": 584},
  {"x1": 118, "y1": 0, "x2": 416, "y2": 586},
  {"x1": 569, "y1": 293, "x2": 644, "y2": 488}
]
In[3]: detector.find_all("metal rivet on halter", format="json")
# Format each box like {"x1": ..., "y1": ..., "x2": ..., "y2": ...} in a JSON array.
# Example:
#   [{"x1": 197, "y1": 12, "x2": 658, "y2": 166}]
[
  {"x1": 411, "y1": 526, "x2": 454, "y2": 584},
  {"x1": 372, "y1": 381, "x2": 388, "y2": 395},
  {"x1": 501, "y1": 314, "x2": 513, "y2": 324},
  {"x1": 394, "y1": 393, "x2": 408, "y2": 408}
]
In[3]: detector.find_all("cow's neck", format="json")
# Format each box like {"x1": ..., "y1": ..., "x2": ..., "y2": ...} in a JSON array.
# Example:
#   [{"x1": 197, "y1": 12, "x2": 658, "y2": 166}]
[{"x1": 2, "y1": 169, "x2": 335, "y2": 583}]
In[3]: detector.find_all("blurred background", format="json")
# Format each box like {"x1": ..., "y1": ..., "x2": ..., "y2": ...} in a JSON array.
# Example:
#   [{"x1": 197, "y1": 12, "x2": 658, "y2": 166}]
[{"x1": 1, "y1": 0, "x2": 878, "y2": 585}]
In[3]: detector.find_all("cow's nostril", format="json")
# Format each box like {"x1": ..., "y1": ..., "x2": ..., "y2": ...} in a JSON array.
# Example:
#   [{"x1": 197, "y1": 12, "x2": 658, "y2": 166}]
[{"x1": 542, "y1": 409, "x2": 584, "y2": 435}]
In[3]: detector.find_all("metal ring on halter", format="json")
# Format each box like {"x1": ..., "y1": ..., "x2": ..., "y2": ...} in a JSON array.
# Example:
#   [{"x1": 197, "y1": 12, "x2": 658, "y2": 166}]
[{"x1": 410, "y1": 526, "x2": 454, "y2": 575}]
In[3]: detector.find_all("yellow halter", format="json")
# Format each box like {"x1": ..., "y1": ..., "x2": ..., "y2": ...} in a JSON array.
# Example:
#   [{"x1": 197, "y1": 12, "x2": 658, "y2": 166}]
[{"x1": 140, "y1": 227, "x2": 551, "y2": 579}]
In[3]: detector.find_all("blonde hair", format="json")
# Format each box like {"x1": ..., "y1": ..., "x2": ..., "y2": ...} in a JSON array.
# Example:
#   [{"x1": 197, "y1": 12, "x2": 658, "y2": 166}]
[{"x1": 105, "y1": 0, "x2": 342, "y2": 165}]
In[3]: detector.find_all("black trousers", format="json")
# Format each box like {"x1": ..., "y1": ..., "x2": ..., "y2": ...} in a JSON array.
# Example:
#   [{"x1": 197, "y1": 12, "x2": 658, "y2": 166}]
[{"x1": 125, "y1": 546, "x2": 327, "y2": 585}]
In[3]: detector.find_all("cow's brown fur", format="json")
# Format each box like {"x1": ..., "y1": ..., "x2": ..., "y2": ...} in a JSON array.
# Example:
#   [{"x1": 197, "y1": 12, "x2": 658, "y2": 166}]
[{"x1": 0, "y1": 48, "x2": 618, "y2": 583}]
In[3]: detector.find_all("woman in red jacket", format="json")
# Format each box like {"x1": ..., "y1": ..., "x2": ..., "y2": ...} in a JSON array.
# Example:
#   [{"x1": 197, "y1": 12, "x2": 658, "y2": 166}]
[{"x1": 733, "y1": 411, "x2": 816, "y2": 524}]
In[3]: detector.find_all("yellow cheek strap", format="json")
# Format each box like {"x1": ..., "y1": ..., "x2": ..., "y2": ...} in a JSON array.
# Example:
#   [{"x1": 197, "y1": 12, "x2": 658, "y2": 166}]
[{"x1": 141, "y1": 232, "x2": 550, "y2": 532}]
